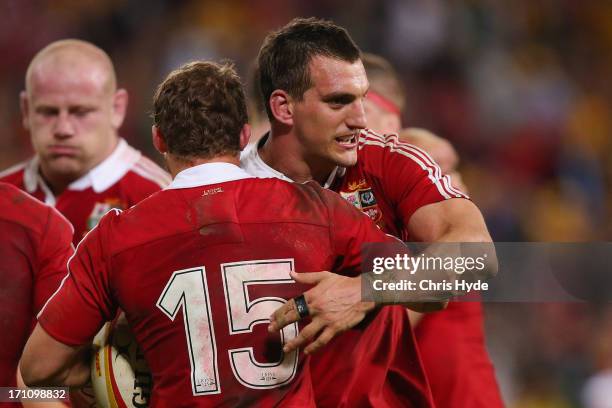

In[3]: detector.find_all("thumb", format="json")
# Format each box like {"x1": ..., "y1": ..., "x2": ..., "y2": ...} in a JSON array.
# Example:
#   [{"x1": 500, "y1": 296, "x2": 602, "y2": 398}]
[{"x1": 290, "y1": 270, "x2": 329, "y2": 285}]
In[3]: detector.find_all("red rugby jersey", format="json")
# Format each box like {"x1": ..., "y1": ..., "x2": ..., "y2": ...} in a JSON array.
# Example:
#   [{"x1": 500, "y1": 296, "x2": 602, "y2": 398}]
[
  {"x1": 38, "y1": 163, "x2": 396, "y2": 408},
  {"x1": 328, "y1": 130, "x2": 502, "y2": 408},
  {"x1": 0, "y1": 139, "x2": 170, "y2": 245},
  {"x1": 0, "y1": 182, "x2": 73, "y2": 402}
]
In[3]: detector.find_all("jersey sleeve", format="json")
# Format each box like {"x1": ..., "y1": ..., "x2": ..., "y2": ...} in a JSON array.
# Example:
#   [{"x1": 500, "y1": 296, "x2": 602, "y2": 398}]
[
  {"x1": 321, "y1": 188, "x2": 397, "y2": 276},
  {"x1": 37, "y1": 211, "x2": 119, "y2": 346},
  {"x1": 32, "y1": 207, "x2": 74, "y2": 315},
  {"x1": 362, "y1": 132, "x2": 468, "y2": 226}
]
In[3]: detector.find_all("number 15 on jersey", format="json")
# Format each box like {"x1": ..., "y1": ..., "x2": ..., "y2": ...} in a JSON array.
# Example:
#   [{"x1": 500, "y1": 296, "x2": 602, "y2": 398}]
[{"x1": 157, "y1": 259, "x2": 299, "y2": 396}]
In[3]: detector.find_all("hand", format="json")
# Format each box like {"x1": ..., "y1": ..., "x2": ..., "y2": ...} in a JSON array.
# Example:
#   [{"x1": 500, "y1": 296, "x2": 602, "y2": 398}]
[{"x1": 268, "y1": 271, "x2": 375, "y2": 355}]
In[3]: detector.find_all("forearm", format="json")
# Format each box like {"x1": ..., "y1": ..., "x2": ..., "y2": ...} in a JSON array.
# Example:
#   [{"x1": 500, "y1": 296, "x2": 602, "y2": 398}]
[
  {"x1": 408, "y1": 199, "x2": 498, "y2": 280},
  {"x1": 21, "y1": 346, "x2": 90, "y2": 388},
  {"x1": 16, "y1": 366, "x2": 70, "y2": 408},
  {"x1": 20, "y1": 324, "x2": 91, "y2": 388}
]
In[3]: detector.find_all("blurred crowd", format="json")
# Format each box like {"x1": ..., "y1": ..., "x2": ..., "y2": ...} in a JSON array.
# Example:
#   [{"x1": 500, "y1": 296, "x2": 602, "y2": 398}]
[{"x1": 1, "y1": 1, "x2": 610, "y2": 406}]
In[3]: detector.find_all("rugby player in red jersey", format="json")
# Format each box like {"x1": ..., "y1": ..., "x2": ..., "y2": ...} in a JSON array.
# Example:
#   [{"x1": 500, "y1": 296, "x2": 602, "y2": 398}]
[
  {"x1": 0, "y1": 40, "x2": 170, "y2": 245},
  {"x1": 0, "y1": 182, "x2": 73, "y2": 407},
  {"x1": 19, "y1": 61, "x2": 433, "y2": 407},
  {"x1": 242, "y1": 18, "x2": 496, "y2": 407}
]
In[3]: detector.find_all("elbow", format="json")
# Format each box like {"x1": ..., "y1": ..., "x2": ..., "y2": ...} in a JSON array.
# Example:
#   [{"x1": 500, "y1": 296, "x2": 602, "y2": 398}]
[
  {"x1": 462, "y1": 239, "x2": 498, "y2": 282},
  {"x1": 19, "y1": 359, "x2": 53, "y2": 387},
  {"x1": 19, "y1": 348, "x2": 66, "y2": 387}
]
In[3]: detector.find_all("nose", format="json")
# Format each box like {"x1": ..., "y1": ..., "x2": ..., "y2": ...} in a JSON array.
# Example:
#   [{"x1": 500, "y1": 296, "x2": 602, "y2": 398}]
[
  {"x1": 53, "y1": 110, "x2": 75, "y2": 139},
  {"x1": 347, "y1": 100, "x2": 367, "y2": 130}
]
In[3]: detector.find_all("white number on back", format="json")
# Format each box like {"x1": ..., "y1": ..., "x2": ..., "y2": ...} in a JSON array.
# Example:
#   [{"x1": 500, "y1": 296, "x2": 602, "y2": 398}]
[
  {"x1": 157, "y1": 267, "x2": 220, "y2": 395},
  {"x1": 156, "y1": 259, "x2": 298, "y2": 396},
  {"x1": 222, "y1": 259, "x2": 298, "y2": 388}
]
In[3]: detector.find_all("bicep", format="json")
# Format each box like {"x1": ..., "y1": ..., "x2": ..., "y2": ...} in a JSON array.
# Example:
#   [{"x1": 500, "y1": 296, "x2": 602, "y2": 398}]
[{"x1": 407, "y1": 198, "x2": 491, "y2": 243}]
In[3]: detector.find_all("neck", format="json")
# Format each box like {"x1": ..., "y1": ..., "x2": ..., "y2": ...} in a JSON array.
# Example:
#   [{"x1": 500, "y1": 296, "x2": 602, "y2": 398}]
[
  {"x1": 167, "y1": 154, "x2": 240, "y2": 179},
  {"x1": 38, "y1": 168, "x2": 74, "y2": 196},
  {"x1": 259, "y1": 127, "x2": 335, "y2": 185}
]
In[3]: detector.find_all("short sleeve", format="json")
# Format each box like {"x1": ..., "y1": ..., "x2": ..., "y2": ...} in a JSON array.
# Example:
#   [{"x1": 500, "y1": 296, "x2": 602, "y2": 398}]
[
  {"x1": 37, "y1": 211, "x2": 119, "y2": 346},
  {"x1": 362, "y1": 132, "x2": 468, "y2": 226}
]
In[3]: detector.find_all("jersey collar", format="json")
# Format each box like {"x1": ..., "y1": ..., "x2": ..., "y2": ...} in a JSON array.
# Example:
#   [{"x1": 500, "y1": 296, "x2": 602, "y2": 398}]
[
  {"x1": 24, "y1": 138, "x2": 141, "y2": 204},
  {"x1": 241, "y1": 133, "x2": 345, "y2": 188},
  {"x1": 167, "y1": 162, "x2": 254, "y2": 190}
]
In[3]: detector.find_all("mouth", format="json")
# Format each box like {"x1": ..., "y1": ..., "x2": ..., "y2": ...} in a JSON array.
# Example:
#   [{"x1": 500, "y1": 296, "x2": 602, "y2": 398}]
[
  {"x1": 48, "y1": 145, "x2": 79, "y2": 156},
  {"x1": 334, "y1": 133, "x2": 358, "y2": 149}
]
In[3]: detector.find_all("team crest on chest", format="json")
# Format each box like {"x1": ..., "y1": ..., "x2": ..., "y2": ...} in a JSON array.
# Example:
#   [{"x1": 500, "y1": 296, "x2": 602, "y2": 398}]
[
  {"x1": 339, "y1": 178, "x2": 382, "y2": 224},
  {"x1": 86, "y1": 198, "x2": 126, "y2": 232}
]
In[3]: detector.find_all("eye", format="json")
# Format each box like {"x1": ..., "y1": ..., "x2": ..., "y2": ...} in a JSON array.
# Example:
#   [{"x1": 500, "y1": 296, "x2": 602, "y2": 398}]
[
  {"x1": 323, "y1": 94, "x2": 356, "y2": 109},
  {"x1": 70, "y1": 107, "x2": 95, "y2": 117},
  {"x1": 36, "y1": 107, "x2": 59, "y2": 117}
]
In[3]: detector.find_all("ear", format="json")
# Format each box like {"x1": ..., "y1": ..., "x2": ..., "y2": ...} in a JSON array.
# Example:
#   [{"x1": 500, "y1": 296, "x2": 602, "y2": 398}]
[
  {"x1": 269, "y1": 90, "x2": 294, "y2": 126},
  {"x1": 20, "y1": 91, "x2": 30, "y2": 131},
  {"x1": 239, "y1": 123, "x2": 251, "y2": 150},
  {"x1": 151, "y1": 126, "x2": 168, "y2": 154},
  {"x1": 111, "y1": 88, "x2": 129, "y2": 129}
]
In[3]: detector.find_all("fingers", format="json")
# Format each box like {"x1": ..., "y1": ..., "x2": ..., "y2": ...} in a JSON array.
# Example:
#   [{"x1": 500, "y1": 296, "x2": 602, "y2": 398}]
[
  {"x1": 290, "y1": 270, "x2": 329, "y2": 284},
  {"x1": 304, "y1": 326, "x2": 336, "y2": 355},
  {"x1": 268, "y1": 298, "x2": 301, "y2": 333},
  {"x1": 282, "y1": 319, "x2": 324, "y2": 353},
  {"x1": 269, "y1": 271, "x2": 336, "y2": 332}
]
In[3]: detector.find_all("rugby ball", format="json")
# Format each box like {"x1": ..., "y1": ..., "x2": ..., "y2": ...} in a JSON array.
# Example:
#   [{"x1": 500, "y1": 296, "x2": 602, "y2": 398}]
[{"x1": 91, "y1": 313, "x2": 153, "y2": 408}]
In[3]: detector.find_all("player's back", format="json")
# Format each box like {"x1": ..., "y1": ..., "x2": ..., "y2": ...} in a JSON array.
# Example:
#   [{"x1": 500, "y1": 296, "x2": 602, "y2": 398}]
[
  {"x1": 0, "y1": 182, "x2": 72, "y2": 393},
  {"x1": 84, "y1": 176, "x2": 369, "y2": 407}
]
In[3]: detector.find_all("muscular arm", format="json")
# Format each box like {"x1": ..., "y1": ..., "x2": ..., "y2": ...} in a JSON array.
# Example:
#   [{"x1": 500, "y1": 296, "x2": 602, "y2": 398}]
[
  {"x1": 406, "y1": 198, "x2": 496, "y2": 326},
  {"x1": 16, "y1": 366, "x2": 70, "y2": 408},
  {"x1": 408, "y1": 198, "x2": 492, "y2": 243},
  {"x1": 20, "y1": 324, "x2": 91, "y2": 388}
]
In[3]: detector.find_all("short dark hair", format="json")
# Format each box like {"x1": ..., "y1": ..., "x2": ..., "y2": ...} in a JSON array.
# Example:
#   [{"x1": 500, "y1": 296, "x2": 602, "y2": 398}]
[
  {"x1": 152, "y1": 61, "x2": 247, "y2": 159},
  {"x1": 362, "y1": 52, "x2": 406, "y2": 113},
  {"x1": 258, "y1": 17, "x2": 361, "y2": 120},
  {"x1": 246, "y1": 60, "x2": 267, "y2": 127}
]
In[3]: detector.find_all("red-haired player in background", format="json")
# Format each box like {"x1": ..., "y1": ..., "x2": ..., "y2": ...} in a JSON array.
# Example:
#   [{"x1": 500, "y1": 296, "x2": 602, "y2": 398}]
[{"x1": 0, "y1": 39, "x2": 170, "y2": 246}]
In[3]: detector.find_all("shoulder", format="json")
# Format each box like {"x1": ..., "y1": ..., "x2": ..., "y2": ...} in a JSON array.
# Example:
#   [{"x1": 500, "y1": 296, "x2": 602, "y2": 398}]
[
  {"x1": 97, "y1": 140, "x2": 170, "y2": 193},
  {"x1": 234, "y1": 178, "x2": 334, "y2": 225},
  {"x1": 238, "y1": 177, "x2": 325, "y2": 204},
  {"x1": 269, "y1": 178, "x2": 331, "y2": 207},
  {"x1": 0, "y1": 160, "x2": 28, "y2": 185},
  {"x1": 128, "y1": 154, "x2": 171, "y2": 188},
  {"x1": 89, "y1": 188, "x2": 183, "y2": 254},
  {"x1": 0, "y1": 182, "x2": 42, "y2": 222},
  {"x1": 116, "y1": 154, "x2": 170, "y2": 201},
  {"x1": 358, "y1": 129, "x2": 436, "y2": 169},
  {"x1": 0, "y1": 182, "x2": 71, "y2": 236}
]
